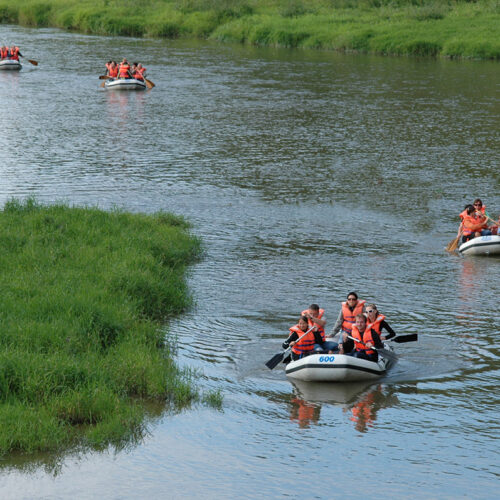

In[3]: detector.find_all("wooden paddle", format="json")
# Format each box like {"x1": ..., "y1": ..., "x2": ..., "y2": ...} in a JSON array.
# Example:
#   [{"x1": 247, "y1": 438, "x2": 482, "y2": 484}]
[
  {"x1": 145, "y1": 78, "x2": 155, "y2": 89},
  {"x1": 265, "y1": 326, "x2": 315, "y2": 370},
  {"x1": 27, "y1": 59, "x2": 38, "y2": 66},
  {"x1": 446, "y1": 233, "x2": 462, "y2": 253},
  {"x1": 99, "y1": 75, "x2": 110, "y2": 79},
  {"x1": 346, "y1": 335, "x2": 398, "y2": 363},
  {"x1": 100, "y1": 80, "x2": 106, "y2": 88}
]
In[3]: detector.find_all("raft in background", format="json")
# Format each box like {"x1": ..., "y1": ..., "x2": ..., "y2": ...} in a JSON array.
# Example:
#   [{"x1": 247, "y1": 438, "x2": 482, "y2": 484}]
[
  {"x1": 285, "y1": 345, "x2": 396, "y2": 383},
  {"x1": 458, "y1": 234, "x2": 500, "y2": 256},
  {"x1": 0, "y1": 60, "x2": 22, "y2": 70},
  {"x1": 105, "y1": 78, "x2": 146, "y2": 90}
]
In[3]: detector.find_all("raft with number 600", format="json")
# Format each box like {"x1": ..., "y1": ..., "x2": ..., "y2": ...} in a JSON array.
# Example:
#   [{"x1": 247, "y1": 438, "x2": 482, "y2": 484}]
[
  {"x1": 458, "y1": 234, "x2": 500, "y2": 256},
  {"x1": 285, "y1": 344, "x2": 396, "y2": 382}
]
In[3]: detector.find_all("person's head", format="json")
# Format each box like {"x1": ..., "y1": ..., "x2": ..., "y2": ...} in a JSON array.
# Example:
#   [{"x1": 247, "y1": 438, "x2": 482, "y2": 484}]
[
  {"x1": 138, "y1": 63, "x2": 143, "y2": 68},
  {"x1": 355, "y1": 313, "x2": 366, "y2": 331},
  {"x1": 347, "y1": 292, "x2": 358, "y2": 305},
  {"x1": 365, "y1": 303, "x2": 378, "y2": 320},
  {"x1": 465, "y1": 204, "x2": 475, "y2": 216},
  {"x1": 298, "y1": 315, "x2": 309, "y2": 331},
  {"x1": 122, "y1": 58, "x2": 128, "y2": 63},
  {"x1": 308, "y1": 304, "x2": 320, "y2": 317},
  {"x1": 473, "y1": 199, "x2": 483, "y2": 210}
]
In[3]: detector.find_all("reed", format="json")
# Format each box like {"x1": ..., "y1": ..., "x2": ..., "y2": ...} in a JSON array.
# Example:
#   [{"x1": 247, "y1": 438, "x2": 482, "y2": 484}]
[
  {"x1": 0, "y1": 0, "x2": 498, "y2": 59},
  {"x1": 0, "y1": 198, "x2": 206, "y2": 455}
]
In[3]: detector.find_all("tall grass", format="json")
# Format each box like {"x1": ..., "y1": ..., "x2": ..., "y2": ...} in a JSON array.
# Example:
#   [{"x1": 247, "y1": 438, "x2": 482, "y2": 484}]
[
  {"x1": 0, "y1": 0, "x2": 498, "y2": 59},
  {"x1": 0, "y1": 198, "x2": 205, "y2": 455}
]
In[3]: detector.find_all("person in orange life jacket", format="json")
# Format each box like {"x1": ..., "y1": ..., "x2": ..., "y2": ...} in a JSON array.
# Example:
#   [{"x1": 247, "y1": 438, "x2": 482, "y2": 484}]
[
  {"x1": 365, "y1": 303, "x2": 396, "y2": 341},
  {"x1": 0, "y1": 45, "x2": 8, "y2": 59},
  {"x1": 341, "y1": 313, "x2": 383, "y2": 362},
  {"x1": 108, "y1": 61, "x2": 118, "y2": 78},
  {"x1": 462, "y1": 205, "x2": 491, "y2": 243},
  {"x1": 302, "y1": 303, "x2": 338, "y2": 353},
  {"x1": 282, "y1": 315, "x2": 327, "y2": 361},
  {"x1": 131, "y1": 62, "x2": 144, "y2": 81},
  {"x1": 9, "y1": 46, "x2": 22, "y2": 60},
  {"x1": 105, "y1": 60, "x2": 112, "y2": 75},
  {"x1": 331, "y1": 292, "x2": 366, "y2": 354},
  {"x1": 137, "y1": 63, "x2": 146, "y2": 77},
  {"x1": 118, "y1": 58, "x2": 131, "y2": 79}
]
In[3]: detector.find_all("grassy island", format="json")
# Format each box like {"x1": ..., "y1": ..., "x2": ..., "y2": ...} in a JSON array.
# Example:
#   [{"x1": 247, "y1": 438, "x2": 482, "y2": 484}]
[
  {"x1": 0, "y1": 198, "x2": 208, "y2": 456},
  {"x1": 0, "y1": 0, "x2": 499, "y2": 59}
]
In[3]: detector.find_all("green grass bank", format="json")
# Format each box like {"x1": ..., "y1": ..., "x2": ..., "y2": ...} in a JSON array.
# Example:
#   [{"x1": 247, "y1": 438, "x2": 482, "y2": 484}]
[
  {"x1": 0, "y1": 0, "x2": 499, "y2": 59},
  {"x1": 0, "y1": 198, "x2": 214, "y2": 457}
]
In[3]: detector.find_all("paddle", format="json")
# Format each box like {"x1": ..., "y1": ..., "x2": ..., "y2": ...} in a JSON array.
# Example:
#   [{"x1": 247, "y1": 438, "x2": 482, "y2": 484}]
[
  {"x1": 345, "y1": 335, "x2": 398, "y2": 363},
  {"x1": 27, "y1": 59, "x2": 38, "y2": 66},
  {"x1": 265, "y1": 326, "x2": 315, "y2": 370},
  {"x1": 446, "y1": 232, "x2": 462, "y2": 253},
  {"x1": 100, "y1": 80, "x2": 106, "y2": 88},
  {"x1": 99, "y1": 75, "x2": 110, "y2": 80},
  {"x1": 145, "y1": 78, "x2": 155, "y2": 89},
  {"x1": 387, "y1": 334, "x2": 418, "y2": 343}
]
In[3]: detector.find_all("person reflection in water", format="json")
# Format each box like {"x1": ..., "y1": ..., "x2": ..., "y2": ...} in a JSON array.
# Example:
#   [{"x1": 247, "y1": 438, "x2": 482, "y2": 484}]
[{"x1": 290, "y1": 397, "x2": 320, "y2": 429}]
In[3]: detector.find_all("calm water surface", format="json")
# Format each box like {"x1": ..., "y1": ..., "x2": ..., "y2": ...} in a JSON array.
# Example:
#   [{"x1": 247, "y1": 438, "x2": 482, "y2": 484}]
[{"x1": 0, "y1": 25, "x2": 499, "y2": 499}]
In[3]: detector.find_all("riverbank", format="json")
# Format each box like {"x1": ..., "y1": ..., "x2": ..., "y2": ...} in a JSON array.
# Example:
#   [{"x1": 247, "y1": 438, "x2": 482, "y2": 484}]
[
  {"x1": 0, "y1": 0, "x2": 498, "y2": 59},
  {"x1": 0, "y1": 199, "x2": 215, "y2": 456}
]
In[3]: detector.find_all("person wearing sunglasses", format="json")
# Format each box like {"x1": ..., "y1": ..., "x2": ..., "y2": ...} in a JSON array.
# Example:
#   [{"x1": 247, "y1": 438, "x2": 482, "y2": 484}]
[
  {"x1": 330, "y1": 292, "x2": 366, "y2": 354},
  {"x1": 365, "y1": 304, "x2": 396, "y2": 341}
]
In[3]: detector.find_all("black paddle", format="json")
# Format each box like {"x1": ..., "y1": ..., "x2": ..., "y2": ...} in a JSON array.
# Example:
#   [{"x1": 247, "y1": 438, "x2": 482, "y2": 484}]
[
  {"x1": 265, "y1": 326, "x2": 315, "y2": 370},
  {"x1": 387, "y1": 334, "x2": 418, "y2": 343},
  {"x1": 345, "y1": 335, "x2": 398, "y2": 363}
]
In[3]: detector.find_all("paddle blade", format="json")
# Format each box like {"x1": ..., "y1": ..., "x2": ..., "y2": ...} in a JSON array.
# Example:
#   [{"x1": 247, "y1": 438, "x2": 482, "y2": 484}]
[
  {"x1": 28, "y1": 59, "x2": 38, "y2": 66},
  {"x1": 446, "y1": 235, "x2": 460, "y2": 252},
  {"x1": 145, "y1": 78, "x2": 155, "y2": 89},
  {"x1": 265, "y1": 352, "x2": 284, "y2": 370},
  {"x1": 391, "y1": 334, "x2": 418, "y2": 343},
  {"x1": 99, "y1": 75, "x2": 109, "y2": 80},
  {"x1": 100, "y1": 80, "x2": 106, "y2": 88}
]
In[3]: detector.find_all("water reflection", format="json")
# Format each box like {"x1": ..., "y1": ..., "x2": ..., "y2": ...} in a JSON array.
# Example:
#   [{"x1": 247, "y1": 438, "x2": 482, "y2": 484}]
[{"x1": 290, "y1": 380, "x2": 400, "y2": 433}]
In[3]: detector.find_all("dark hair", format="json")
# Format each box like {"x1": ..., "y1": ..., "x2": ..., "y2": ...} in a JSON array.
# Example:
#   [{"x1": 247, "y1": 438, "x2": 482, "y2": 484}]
[
  {"x1": 473, "y1": 198, "x2": 483, "y2": 206},
  {"x1": 133, "y1": 62, "x2": 138, "y2": 66},
  {"x1": 347, "y1": 292, "x2": 358, "y2": 299},
  {"x1": 309, "y1": 304, "x2": 319, "y2": 311},
  {"x1": 299, "y1": 315, "x2": 309, "y2": 323},
  {"x1": 465, "y1": 204, "x2": 475, "y2": 215}
]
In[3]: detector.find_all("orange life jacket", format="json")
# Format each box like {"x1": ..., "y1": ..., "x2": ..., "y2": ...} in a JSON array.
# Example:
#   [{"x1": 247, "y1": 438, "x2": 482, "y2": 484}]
[
  {"x1": 118, "y1": 63, "x2": 130, "y2": 78},
  {"x1": 462, "y1": 214, "x2": 484, "y2": 236},
  {"x1": 301, "y1": 308, "x2": 325, "y2": 342},
  {"x1": 341, "y1": 300, "x2": 366, "y2": 334},
  {"x1": 366, "y1": 314, "x2": 385, "y2": 335},
  {"x1": 352, "y1": 324, "x2": 376, "y2": 355},
  {"x1": 9, "y1": 47, "x2": 19, "y2": 61},
  {"x1": 108, "y1": 66, "x2": 118, "y2": 78},
  {"x1": 0, "y1": 48, "x2": 8, "y2": 59},
  {"x1": 289, "y1": 325, "x2": 316, "y2": 356},
  {"x1": 133, "y1": 70, "x2": 144, "y2": 81},
  {"x1": 139, "y1": 66, "x2": 146, "y2": 75}
]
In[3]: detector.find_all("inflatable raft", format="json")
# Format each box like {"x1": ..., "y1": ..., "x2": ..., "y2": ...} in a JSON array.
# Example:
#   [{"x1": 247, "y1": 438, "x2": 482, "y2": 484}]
[
  {"x1": 104, "y1": 78, "x2": 146, "y2": 91},
  {"x1": 285, "y1": 346, "x2": 396, "y2": 383},
  {"x1": 0, "y1": 60, "x2": 22, "y2": 70},
  {"x1": 458, "y1": 234, "x2": 500, "y2": 256}
]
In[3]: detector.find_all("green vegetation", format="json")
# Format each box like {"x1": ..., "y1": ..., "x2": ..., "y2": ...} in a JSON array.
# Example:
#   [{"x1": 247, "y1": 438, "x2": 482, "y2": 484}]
[
  {"x1": 0, "y1": 198, "x2": 212, "y2": 456},
  {"x1": 0, "y1": 0, "x2": 499, "y2": 59}
]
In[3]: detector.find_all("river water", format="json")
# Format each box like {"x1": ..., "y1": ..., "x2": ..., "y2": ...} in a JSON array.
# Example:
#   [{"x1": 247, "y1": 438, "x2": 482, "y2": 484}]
[{"x1": 0, "y1": 24, "x2": 499, "y2": 499}]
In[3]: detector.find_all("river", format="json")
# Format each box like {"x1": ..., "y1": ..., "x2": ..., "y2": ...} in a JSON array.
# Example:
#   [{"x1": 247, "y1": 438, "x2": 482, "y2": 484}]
[{"x1": 0, "y1": 24, "x2": 499, "y2": 499}]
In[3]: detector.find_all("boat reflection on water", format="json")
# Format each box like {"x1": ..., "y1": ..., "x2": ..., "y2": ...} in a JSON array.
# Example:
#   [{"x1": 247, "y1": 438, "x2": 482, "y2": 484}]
[{"x1": 289, "y1": 380, "x2": 399, "y2": 433}]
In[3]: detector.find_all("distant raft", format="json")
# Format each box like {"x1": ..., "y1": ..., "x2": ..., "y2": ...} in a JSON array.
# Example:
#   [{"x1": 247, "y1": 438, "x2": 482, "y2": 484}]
[
  {"x1": 104, "y1": 78, "x2": 146, "y2": 91},
  {"x1": 458, "y1": 234, "x2": 500, "y2": 256},
  {"x1": 285, "y1": 345, "x2": 396, "y2": 383},
  {"x1": 0, "y1": 60, "x2": 22, "y2": 70}
]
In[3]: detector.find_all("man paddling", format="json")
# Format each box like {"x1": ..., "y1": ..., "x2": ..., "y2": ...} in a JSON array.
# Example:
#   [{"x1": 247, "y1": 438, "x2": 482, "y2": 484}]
[
  {"x1": 342, "y1": 313, "x2": 383, "y2": 362},
  {"x1": 301, "y1": 303, "x2": 337, "y2": 352}
]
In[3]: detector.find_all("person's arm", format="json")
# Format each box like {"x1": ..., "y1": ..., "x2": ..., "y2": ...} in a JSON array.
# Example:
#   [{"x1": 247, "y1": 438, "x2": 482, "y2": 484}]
[
  {"x1": 379, "y1": 320, "x2": 396, "y2": 340},
  {"x1": 305, "y1": 313, "x2": 326, "y2": 329},
  {"x1": 313, "y1": 330, "x2": 324, "y2": 347},
  {"x1": 366, "y1": 330, "x2": 383, "y2": 349},
  {"x1": 282, "y1": 331, "x2": 298, "y2": 349},
  {"x1": 329, "y1": 309, "x2": 343, "y2": 336}
]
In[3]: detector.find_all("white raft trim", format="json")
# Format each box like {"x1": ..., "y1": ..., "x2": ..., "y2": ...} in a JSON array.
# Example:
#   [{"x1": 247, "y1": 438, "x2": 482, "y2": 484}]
[
  {"x1": 458, "y1": 234, "x2": 500, "y2": 256},
  {"x1": 0, "y1": 59, "x2": 22, "y2": 70},
  {"x1": 285, "y1": 346, "x2": 395, "y2": 383},
  {"x1": 104, "y1": 78, "x2": 146, "y2": 90}
]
